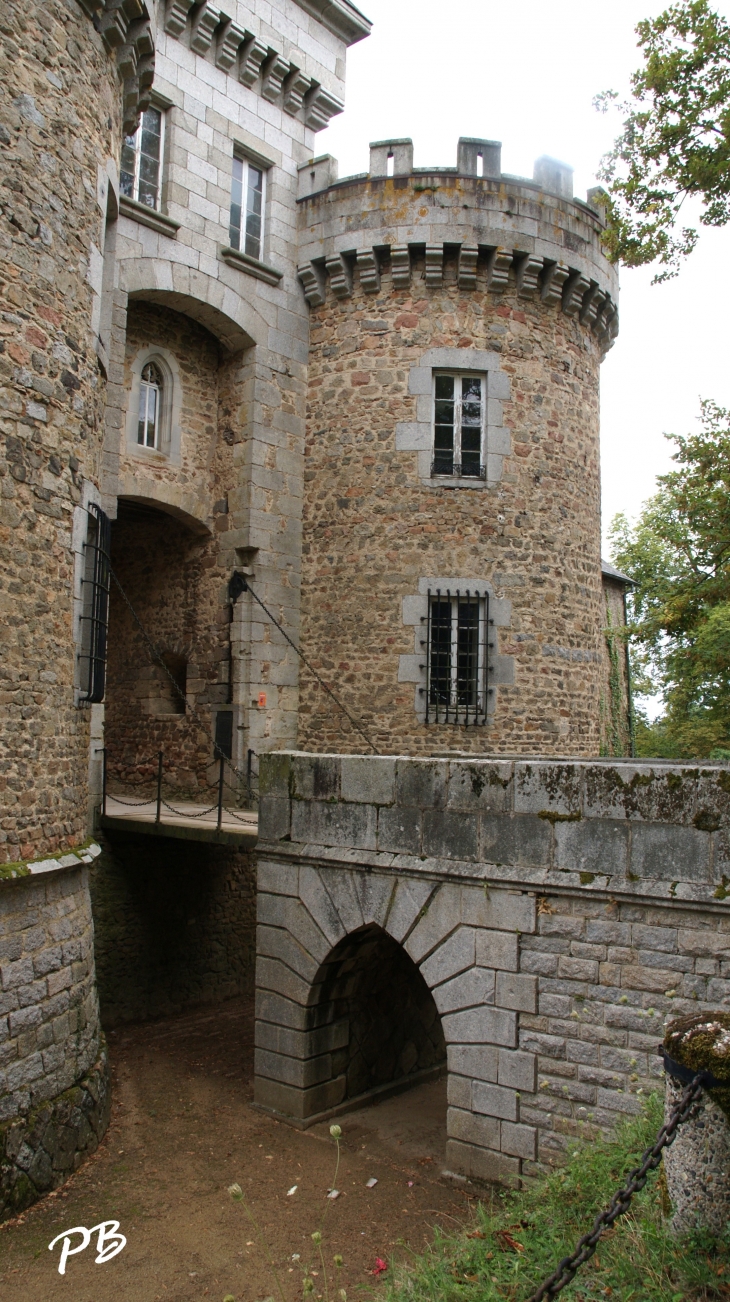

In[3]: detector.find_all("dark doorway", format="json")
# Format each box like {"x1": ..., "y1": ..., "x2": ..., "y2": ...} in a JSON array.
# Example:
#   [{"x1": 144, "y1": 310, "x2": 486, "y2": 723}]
[{"x1": 314, "y1": 924, "x2": 446, "y2": 1102}]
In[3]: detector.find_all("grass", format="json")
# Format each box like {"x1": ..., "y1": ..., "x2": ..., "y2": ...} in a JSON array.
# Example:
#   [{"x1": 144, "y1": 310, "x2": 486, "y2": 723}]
[{"x1": 385, "y1": 1095, "x2": 730, "y2": 1302}]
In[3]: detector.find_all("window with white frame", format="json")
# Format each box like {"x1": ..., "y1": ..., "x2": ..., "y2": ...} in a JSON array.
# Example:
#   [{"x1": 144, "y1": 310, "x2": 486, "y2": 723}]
[
  {"x1": 425, "y1": 589, "x2": 489, "y2": 724},
  {"x1": 432, "y1": 373, "x2": 486, "y2": 479},
  {"x1": 120, "y1": 106, "x2": 165, "y2": 210},
  {"x1": 137, "y1": 361, "x2": 163, "y2": 449},
  {"x1": 229, "y1": 156, "x2": 265, "y2": 260}
]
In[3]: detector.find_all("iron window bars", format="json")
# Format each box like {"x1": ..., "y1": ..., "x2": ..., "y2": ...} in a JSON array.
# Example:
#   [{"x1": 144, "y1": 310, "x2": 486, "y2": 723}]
[
  {"x1": 422, "y1": 589, "x2": 492, "y2": 725},
  {"x1": 120, "y1": 106, "x2": 164, "y2": 210},
  {"x1": 78, "y1": 503, "x2": 111, "y2": 705},
  {"x1": 432, "y1": 373, "x2": 486, "y2": 479},
  {"x1": 230, "y1": 157, "x2": 265, "y2": 260}
]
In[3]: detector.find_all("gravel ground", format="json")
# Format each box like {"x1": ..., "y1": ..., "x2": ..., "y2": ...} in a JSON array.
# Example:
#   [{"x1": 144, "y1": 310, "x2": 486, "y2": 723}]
[{"x1": 0, "y1": 998, "x2": 478, "y2": 1301}]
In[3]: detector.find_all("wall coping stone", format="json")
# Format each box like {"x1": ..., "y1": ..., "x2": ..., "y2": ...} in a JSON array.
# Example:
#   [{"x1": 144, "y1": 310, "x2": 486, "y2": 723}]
[
  {"x1": 0, "y1": 842, "x2": 102, "y2": 886},
  {"x1": 258, "y1": 753, "x2": 730, "y2": 908}
]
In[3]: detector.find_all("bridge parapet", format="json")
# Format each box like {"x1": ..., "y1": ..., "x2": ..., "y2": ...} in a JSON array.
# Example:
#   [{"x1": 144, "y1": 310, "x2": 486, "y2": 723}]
[{"x1": 255, "y1": 753, "x2": 730, "y2": 1183}]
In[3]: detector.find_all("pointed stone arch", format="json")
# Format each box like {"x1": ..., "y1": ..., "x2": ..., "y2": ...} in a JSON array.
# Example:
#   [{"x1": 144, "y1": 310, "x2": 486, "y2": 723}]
[{"x1": 254, "y1": 860, "x2": 538, "y2": 1183}]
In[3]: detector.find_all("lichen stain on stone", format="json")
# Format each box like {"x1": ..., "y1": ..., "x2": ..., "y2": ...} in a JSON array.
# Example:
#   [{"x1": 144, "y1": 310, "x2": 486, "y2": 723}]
[
  {"x1": 665, "y1": 1011, "x2": 730, "y2": 1120},
  {"x1": 538, "y1": 809, "x2": 581, "y2": 824},
  {"x1": 694, "y1": 809, "x2": 721, "y2": 833}
]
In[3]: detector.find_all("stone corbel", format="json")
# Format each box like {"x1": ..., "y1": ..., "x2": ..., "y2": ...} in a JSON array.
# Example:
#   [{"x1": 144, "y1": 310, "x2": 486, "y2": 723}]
[
  {"x1": 261, "y1": 54, "x2": 290, "y2": 103},
  {"x1": 540, "y1": 260, "x2": 570, "y2": 307},
  {"x1": 298, "y1": 262, "x2": 326, "y2": 308},
  {"x1": 190, "y1": 2, "x2": 220, "y2": 56},
  {"x1": 283, "y1": 69, "x2": 313, "y2": 114},
  {"x1": 98, "y1": 0, "x2": 134, "y2": 50},
  {"x1": 425, "y1": 244, "x2": 443, "y2": 288},
  {"x1": 580, "y1": 283, "x2": 605, "y2": 327},
  {"x1": 487, "y1": 247, "x2": 513, "y2": 292},
  {"x1": 390, "y1": 244, "x2": 411, "y2": 288},
  {"x1": 216, "y1": 18, "x2": 246, "y2": 71},
  {"x1": 593, "y1": 295, "x2": 615, "y2": 340},
  {"x1": 325, "y1": 252, "x2": 352, "y2": 299},
  {"x1": 562, "y1": 270, "x2": 591, "y2": 317},
  {"x1": 458, "y1": 243, "x2": 478, "y2": 290},
  {"x1": 238, "y1": 36, "x2": 268, "y2": 88},
  {"x1": 303, "y1": 85, "x2": 345, "y2": 132},
  {"x1": 356, "y1": 248, "x2": 380, "y2": 294},
  {"x1": 516, "y1": 252, "x2": 543, "y2": 298},
  {"x1": 164, "y1": 0, "x2": 195, "y2": 38}
]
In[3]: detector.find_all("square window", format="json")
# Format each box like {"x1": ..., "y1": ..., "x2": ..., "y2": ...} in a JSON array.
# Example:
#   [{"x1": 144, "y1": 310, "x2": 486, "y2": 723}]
[
  {"x1": 431, "y1": 373, "x2": 486, "y2": 479},
  {"x1": 120, "y1": 106, "x2": 165, "y2": 211},
  {"x1": 230, "y1": 157, "x2": 266, "y2": 261}
]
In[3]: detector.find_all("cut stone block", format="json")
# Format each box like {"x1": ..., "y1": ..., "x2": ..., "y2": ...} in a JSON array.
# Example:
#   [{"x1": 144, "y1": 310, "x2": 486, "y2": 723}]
[{"x1": 472, "y1": 1079, "x2": 518, "y2": 1121}]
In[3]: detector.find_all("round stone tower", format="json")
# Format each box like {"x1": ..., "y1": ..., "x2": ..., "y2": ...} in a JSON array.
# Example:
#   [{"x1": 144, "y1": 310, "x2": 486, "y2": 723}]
[
  {"x1": 0, "y1": 0, "x2": 154, "y2": 1219},
  {"x1": 1, "y1": 0, "x2": 154, "y2": 865},
  {"x1": 295, "y1": 138, "x2": 619, "y2": 756}
]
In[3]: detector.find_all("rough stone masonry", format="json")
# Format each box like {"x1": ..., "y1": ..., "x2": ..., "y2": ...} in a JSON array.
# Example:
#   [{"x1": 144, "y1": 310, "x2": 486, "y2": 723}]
[{"x1": 254, "y1": 752, "x2": 730, "y2": 1184}]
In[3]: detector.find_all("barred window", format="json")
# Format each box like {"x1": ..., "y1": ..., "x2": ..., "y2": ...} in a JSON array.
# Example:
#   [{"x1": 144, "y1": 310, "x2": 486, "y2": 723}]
[
  {"x1": 432, "y1": 373, "x2": 485, "y2": 479},
  {"x1": 424, "y1": 589, "x2": 490, "y2": 724},
  {"x1": 137, "y1": 361, "x2": 163, "y2": 449},
  {"x1": 230, "y1": 157, "x2": 265, "y2": 260},
  {"x1": 120, "y1": 107, "x2": 164, "y2": 210},
  {"x1": 78, "y1": 504, "x2": 111, "y2": 705}
]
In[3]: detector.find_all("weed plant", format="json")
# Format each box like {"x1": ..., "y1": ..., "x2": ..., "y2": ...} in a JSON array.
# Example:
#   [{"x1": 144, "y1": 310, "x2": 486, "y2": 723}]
[
  {"x1": 228, "y1": 1123, "x2": 346, "y2": 1302},
  {"x1": 385, "y1": 1095, "x2": 730, "y2": 1302}
]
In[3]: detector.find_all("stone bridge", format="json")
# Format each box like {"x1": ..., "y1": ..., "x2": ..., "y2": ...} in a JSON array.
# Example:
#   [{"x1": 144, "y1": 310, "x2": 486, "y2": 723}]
[{"x1": 254, "y1": 753, "x2": 730, "y2": 1183}]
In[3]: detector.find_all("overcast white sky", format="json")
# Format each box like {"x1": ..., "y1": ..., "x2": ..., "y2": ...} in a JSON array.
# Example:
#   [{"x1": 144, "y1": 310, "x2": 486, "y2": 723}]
[{"x1": 319, "y1": 0, "x2": 730, "y2": 554}]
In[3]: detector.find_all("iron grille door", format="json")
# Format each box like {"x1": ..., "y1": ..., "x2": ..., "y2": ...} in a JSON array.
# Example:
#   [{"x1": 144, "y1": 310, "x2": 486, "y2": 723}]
[
  {"x1": 424, "y1": 589, "x2": 490, "y2": 724},
  {"x1": 78, "y1": 503, "x2": 111, "y2": 704}
]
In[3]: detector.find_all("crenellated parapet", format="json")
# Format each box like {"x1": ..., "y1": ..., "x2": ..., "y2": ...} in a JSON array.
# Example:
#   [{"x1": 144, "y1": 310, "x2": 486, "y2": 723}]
[{"x1": 296, "y1": 137, "x2": 619, "y2": 351}]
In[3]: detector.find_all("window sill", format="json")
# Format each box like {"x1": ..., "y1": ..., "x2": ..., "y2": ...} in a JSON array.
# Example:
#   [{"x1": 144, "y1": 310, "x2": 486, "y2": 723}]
[
  {"x1": 219, "y1": 246, "x2": 284, "y2": 287},
  {"x1": 119, "y1": 195, "x2": 180, "y2": 239},
  {"x1": 126, "y1": 444, "x2": 171, "y2": 463},
  {"x1": 426, "y1": 474, "x2": 488, "y2": 489}
]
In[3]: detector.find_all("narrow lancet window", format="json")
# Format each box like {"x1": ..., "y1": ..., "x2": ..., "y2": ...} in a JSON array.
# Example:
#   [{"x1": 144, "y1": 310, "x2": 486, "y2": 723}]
[{"x1": 137, "y1": 361, "x2": 163, "y2": 449}]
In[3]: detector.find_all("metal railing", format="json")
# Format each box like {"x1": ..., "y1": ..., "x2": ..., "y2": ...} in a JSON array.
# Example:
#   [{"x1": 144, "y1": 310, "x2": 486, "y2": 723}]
[{"x1": 102, "y1": 747, "x2": 258, "y2": 832}]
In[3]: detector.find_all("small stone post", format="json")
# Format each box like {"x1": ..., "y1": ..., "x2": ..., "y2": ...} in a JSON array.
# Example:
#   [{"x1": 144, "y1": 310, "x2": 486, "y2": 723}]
[{"x1": 663, "y1": 1012, "x2": 730, "y2": 1235}]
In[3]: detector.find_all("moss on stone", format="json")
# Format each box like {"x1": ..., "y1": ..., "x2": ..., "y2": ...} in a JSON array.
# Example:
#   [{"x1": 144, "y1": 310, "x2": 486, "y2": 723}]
[
  {"x1": 664, "y1": 1011, "x2": 730, "y2": 1120},
  {"x1": 0, "y1": 862, "x2": 30, "y2": 880}
]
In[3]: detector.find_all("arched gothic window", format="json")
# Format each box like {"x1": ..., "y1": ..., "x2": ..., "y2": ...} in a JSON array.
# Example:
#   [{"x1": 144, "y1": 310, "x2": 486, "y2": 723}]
[{"x1": 138, "y1": 361, "x2": 163, "y2": 449}]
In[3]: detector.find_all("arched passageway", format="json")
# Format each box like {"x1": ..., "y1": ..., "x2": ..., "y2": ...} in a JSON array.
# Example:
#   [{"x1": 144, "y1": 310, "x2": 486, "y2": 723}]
[{"x1": 313, "y1": 924, "x2": 446, "y2": 1103}]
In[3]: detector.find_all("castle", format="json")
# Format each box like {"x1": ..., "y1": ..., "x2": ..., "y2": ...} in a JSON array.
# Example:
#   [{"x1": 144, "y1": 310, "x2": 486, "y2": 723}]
[{"x1": 0, "y1": 0, "x2": 667, "y2": 1215}]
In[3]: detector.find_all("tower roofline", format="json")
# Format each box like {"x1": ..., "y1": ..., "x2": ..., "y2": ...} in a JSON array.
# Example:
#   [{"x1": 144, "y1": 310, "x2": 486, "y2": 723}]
[{"x1": 294, "y1": 0, "x2": 372, "y2": 44}]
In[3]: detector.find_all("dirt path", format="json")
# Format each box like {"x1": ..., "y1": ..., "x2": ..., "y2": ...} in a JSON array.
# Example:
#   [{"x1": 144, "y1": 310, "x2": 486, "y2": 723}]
[{"x1": 0, "y1": 999, "x2": 479, "y2": 1301}]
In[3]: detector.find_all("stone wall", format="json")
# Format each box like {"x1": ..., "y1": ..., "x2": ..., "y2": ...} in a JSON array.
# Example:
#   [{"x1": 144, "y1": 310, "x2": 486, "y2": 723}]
[
  {"x1": 0, "y1": 1, "x2": 123, "y2": 862},
  {"x1": 255, "y1": 752, "x2": 730, "y2": 1182},
  {"x1": 1, "y1": 1045, "x2": 110, "y2": 1221},
  {"x1": 105, "y1": 300, "x2": 242, "y2": 788},
  {"x1": 0, "y1": 860, "x2": 108, "y2": 1217},
  {"x1": 89, "y1": 831, "x2": 257, "y2": 1026},
  {"x1": 294, "y1": 155, "x2": 618, "y2": 758},
  {"x1": 98, "y1": 0, "x2": 371, "y2": 770}
]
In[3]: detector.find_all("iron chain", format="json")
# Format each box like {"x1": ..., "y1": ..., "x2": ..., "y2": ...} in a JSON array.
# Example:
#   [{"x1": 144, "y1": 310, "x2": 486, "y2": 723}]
[{"x1": 526, "y1": 1072, "x2": 707, "y2": 1301}]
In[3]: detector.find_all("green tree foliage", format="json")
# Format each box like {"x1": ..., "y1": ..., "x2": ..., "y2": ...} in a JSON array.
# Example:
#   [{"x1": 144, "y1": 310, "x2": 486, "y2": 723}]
[
  {"x1": 609, "y1": 400, "x2": 730, "y2": 758},
  {"x1": 597, "y1": 0, "x2": 730, "y2": 278}
]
